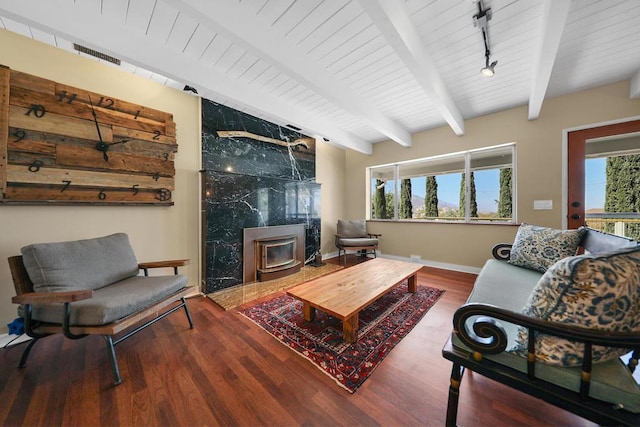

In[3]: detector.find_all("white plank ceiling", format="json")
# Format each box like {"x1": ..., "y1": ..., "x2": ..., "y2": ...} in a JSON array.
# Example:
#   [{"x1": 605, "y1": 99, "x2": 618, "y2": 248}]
[{"x1": 0, "y1": 0, "x2": 639, "y2": 154}]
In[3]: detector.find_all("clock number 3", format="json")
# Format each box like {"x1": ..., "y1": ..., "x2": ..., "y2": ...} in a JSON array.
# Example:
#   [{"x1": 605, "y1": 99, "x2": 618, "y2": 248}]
[{"x1": 25, "y1": 104, "x2": 46, "y2": 118}]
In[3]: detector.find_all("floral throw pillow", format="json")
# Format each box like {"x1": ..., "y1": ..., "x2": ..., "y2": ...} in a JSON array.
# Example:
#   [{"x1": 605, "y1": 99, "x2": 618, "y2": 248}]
[
  {"x1": 514, "y1": 247, "x2": 640, "y2": 366},
  {"x1": 508, "y1": 224, "x2": 585, "y2": 272}
]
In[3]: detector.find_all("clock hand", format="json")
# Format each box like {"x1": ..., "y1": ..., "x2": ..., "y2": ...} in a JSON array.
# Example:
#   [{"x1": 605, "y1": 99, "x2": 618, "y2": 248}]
[
  {"x1": 88, "y1": 96, "x2": 109, "y2": 161},
  {"x1": 106, "y1": 138, "x2": 131, "y2": 147}
]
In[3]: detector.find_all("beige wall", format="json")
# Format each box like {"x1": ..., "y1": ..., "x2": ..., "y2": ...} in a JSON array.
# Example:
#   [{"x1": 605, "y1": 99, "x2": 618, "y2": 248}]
[
  {"x1": 346, "y1": 81, "x2": 640, "y2": 271},
  {"x1": 315, "y1": 139, "x2": 347, "y2": 256},
  {"x1": 0, "y1": 30, "x2": 201, "y2": 331}
]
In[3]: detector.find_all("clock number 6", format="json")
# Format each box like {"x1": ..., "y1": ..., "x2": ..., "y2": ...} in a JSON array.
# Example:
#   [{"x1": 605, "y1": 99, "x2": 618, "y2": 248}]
[{"x1": 98, "y1": 190, "x2": 107, "y2": 200}]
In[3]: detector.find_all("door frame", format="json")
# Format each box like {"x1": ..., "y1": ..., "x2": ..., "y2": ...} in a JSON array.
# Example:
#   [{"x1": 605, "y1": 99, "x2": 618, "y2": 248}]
[{"x1": 562, "y1": 115, "x2": 640, "y2": 229}]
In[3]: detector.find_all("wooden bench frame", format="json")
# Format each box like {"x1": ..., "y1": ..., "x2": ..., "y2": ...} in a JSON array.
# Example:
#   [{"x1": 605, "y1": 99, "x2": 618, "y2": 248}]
[{"x1": 8, "y1": 255, "x2": 195, "y2": 385}]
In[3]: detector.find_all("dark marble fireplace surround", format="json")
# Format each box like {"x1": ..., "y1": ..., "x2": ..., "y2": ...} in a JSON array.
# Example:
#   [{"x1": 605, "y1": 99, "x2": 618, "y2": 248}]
[{"x1": 202, "y1": 99, "x2": 321, "y2": 294}]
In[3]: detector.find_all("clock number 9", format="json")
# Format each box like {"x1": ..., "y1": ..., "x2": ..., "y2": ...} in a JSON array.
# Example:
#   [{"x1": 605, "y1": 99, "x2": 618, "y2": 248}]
[
  {"x1": 98, "y1": 190, "x2": 107, "y2": 200},
  {"x1": 25, "y1": 104, "x2": 46, "y2": 118},
  {"x1": 28, "y1": 160, "x2": 43, "y2": 172},
  {"x1": 12, "y1": 129, "x2": 26, "y2": 142}
]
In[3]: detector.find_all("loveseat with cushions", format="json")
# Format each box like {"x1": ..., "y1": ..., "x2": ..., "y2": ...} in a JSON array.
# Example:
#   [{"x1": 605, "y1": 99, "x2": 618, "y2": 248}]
[
  {"x1": 9, "y1": 233, "x2": 194, "y2": 385},
  {"x1": 442, "y1": 225, "x2": 640, "y2": 426}
]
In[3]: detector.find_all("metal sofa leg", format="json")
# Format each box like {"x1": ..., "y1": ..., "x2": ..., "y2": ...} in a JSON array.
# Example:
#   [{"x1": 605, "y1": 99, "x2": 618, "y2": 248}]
[
  {"x1": 104, "y1": 335, "x2": 123, "y2": 385},
  {"x1": 446, "y1": 362, "x2": 464, "y2": 427},
  {"x1": 17, "y1": 337, "x2": 40, "y2": 368}
]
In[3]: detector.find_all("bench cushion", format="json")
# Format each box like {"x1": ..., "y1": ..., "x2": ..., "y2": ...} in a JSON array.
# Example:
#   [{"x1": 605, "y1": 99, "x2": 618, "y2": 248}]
[
  {"x1": 338, "y1": 238, "x2": 378, "y2": 247},
  {"x1": 21, "y1": 233, "x2": 139, "y2": 292},
  {"x1": 508, "y1": 224, "x2": 585, "y2": 273},
  {"x1": 26, "y1": 274, "x2": 188, "y2": 325}
]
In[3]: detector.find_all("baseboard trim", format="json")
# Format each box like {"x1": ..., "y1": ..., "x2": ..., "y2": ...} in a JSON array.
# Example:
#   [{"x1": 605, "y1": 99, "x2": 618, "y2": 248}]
[{"x1": 322, "y1": 251, "x2": 481, "y2": 274}]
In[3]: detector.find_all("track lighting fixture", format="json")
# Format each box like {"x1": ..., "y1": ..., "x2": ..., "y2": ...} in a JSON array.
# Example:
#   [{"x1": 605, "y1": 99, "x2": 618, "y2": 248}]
[
  {"x1": 473, "y1": 0, "x2": 498, "y2": 77},
  {"x1": 183, "y1": 85, "x2": 198, "y2": 94}
]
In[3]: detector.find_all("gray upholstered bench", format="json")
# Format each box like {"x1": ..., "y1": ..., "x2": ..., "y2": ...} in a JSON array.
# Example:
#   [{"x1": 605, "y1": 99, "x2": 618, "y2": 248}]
[{"x1": 9, "y1": 233, "x2": 195, "y2": 385}]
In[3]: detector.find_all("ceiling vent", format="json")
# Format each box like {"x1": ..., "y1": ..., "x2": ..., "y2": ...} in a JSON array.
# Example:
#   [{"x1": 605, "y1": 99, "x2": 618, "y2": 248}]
[{"x1": 73, "y1": 44, "x2": 121, "y2": 66}]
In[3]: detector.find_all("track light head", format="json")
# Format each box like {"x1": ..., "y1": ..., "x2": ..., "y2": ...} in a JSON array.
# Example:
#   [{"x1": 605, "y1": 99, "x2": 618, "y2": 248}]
[{"x1": 481, "y1": 60, "x2": 498, "y2": 77}]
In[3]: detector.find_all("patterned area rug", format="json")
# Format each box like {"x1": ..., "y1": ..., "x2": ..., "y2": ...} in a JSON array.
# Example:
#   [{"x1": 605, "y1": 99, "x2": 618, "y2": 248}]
[{"x1": 239, "y1": 283, "x2": 444, "y2": 392}]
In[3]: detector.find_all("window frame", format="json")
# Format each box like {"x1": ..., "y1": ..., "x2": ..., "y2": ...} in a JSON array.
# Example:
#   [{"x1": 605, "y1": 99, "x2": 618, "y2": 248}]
[{"x1": 367, "y1": 143, "x2": 517, "y2": 224}]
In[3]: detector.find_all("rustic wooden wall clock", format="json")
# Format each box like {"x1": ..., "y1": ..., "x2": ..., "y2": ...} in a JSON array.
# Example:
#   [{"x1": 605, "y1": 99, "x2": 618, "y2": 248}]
[{"x1": 0, "y1": 65, "x2": 178, "y2": 205}]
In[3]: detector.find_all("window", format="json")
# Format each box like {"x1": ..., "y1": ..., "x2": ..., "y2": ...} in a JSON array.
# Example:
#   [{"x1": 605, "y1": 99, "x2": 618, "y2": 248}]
[
  {"x1": 585, "y1": 135, "x2": 640, "y2": 239},
  {"x1": 368, "y1": 144, "x2": 515, "y2": 223}
]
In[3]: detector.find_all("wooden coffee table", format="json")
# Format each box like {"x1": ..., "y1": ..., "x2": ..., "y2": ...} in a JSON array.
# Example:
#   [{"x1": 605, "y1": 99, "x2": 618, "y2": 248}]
[{"x1": 286, "y1": 257, "x2": 423, "y2": 343}]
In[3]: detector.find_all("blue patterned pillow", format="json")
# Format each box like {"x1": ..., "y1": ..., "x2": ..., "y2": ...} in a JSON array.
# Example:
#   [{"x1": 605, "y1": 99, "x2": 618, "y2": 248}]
[
  {"x1": 514, "y1": 247, "x2": 640, "y2": 366},
  {"x1": 509, "y1": 224, "x2": 585, "y2": 272}
]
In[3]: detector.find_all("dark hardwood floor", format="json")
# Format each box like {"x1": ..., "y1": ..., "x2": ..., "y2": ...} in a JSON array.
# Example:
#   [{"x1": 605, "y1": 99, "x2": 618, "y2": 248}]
[{"x1": 0, "y1": 255, "x2": 596, "y2": 426}]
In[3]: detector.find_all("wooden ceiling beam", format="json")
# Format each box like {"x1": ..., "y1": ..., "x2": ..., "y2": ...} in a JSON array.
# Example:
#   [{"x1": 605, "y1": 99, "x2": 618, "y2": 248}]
[
  {"x1": 165, "y1": 0, "x2": 412, "y2": 149},
  {"x1": 528, "y1": 0, "x2": 571, "y2": 120},
  {"x1": 358, "y1": 0, "x2": 465, "y2": 136}
]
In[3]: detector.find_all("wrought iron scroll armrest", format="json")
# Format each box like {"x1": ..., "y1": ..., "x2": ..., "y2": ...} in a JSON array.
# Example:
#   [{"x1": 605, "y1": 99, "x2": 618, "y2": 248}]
[
  {"x1": 454, "y1": 303, "x2": 640, "y2": 354},
  {"x1": 492, "y1": 243, "x2": 512, "y2": 260}
]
